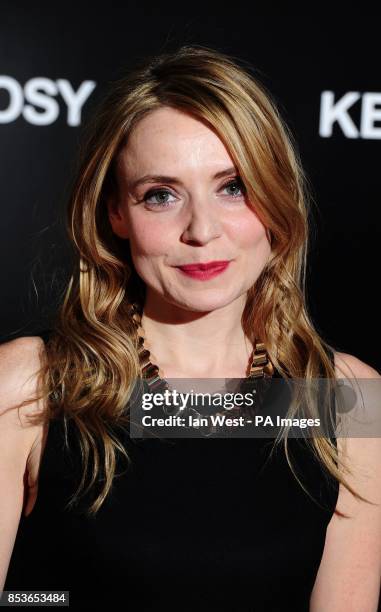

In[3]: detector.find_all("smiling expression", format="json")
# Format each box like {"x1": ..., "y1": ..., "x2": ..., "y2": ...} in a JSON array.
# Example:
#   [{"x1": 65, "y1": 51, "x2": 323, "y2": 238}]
[{"x1": 107, "y1": 106, "x2": 272, "y2": 313}]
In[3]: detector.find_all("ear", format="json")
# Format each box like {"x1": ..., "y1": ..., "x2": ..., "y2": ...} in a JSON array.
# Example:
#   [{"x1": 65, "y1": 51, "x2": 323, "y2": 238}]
[{"x1": 106, "y1": 195, "x2": 129, "y2": 239}]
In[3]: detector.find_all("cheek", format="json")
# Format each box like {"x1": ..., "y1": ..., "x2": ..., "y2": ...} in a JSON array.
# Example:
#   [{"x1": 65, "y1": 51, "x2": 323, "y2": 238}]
[
  {"x1": 227, "y1": 213, "x2": 269, "y2": 251},
  {"x1": 128, "y1": 217, "x2": 170, "y2": 257}
]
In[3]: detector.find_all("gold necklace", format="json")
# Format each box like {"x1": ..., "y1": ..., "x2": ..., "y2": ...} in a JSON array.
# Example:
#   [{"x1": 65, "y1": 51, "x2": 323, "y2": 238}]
[
  {"x1": 129, "y1": 301, "x2": 274, "y2": 384},
  {"x1": 128, "y1": 302, "x2": 274, "y2": 436}
]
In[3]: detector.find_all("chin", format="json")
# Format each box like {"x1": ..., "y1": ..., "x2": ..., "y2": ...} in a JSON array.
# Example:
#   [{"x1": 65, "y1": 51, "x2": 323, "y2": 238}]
[{"x1": 172, "y1": 293, "x2": 241, "y2": 314}]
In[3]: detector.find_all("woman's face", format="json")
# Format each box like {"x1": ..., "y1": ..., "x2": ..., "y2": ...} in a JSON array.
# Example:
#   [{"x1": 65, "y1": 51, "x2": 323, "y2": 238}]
[{"x1": 108, "y1": 106, "x2": 272, "y2": 313}]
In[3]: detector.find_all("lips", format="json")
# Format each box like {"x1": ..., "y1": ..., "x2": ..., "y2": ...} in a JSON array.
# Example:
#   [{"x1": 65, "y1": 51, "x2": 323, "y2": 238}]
[
  {"x1": 175, "y1": 260, "x2": 231, "y2": 281},
  {"x1": 177, "y1": 260, "x2": 230, "y2": 271}
]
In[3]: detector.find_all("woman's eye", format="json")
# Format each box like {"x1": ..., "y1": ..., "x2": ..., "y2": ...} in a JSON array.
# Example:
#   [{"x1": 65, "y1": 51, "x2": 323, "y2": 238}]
[
  {"x1": 222, "y1": 178, "x2": 246, "y2": 199},
  {"x1": 144, "y1": 189, "x2": 177, "y2": 208}
]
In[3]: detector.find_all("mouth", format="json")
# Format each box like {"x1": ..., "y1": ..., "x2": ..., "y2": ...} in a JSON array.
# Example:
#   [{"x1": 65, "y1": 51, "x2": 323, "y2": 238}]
[
  {"x1": 175, "y1": 260, "x2": 231, "y2": 280},
  {"x1": 176, "y1": 260, "x2": 231, "y2": 271}
]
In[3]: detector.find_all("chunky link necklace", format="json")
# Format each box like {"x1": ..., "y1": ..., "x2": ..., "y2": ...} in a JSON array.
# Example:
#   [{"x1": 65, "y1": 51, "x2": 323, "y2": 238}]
[{"x1": 128, "y1": 301, "x2": 274, "y2": 435}]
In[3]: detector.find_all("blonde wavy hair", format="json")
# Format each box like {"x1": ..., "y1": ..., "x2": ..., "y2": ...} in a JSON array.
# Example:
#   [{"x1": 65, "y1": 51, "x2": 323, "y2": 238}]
[{"x1": 19, "y1": 44, "x2": 369, "y2": 516}]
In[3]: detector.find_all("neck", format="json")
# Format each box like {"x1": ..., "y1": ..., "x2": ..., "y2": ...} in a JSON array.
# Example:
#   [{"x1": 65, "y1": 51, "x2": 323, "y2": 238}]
[{"x1": 138, "y1": 291, "x2": 252, "y2": 378}]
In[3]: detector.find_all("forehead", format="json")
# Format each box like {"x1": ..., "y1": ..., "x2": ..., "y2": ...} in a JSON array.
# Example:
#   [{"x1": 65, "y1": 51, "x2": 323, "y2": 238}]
[{"x1": 117, "y1": 106, "x2": 234, "y2": 174}]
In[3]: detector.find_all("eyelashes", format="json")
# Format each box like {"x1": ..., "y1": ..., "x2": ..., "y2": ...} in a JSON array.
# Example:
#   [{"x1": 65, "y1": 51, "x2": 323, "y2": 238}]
[{"x1": 142, "y1": 176, "x2": 246, "y2": 209}]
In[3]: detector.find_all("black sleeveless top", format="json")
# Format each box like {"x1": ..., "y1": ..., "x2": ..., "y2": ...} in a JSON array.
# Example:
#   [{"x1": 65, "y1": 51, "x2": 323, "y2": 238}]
[{"x1": 5, "y1": 330, "x2": 339, "y2": 611}]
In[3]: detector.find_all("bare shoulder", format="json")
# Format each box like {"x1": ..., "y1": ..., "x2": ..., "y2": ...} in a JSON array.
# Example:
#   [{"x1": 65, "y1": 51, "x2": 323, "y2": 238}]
[
  {"x1": 332, "y1": 350, "x2": 380, "y2": 449},
  {"x1": 310, "y1": 351, "x2": 381, "y2": 609},
  {"x1": 0, "y1": 335, "x2": 49, "y2": 488},
  {"x1": 332, "y1": 350, "x2": 381, "y2": 379},
  {"x1": 0, "y1": 335, "x2": 50, "y2": 587},
  {"x1": 335, "y1": 352, "x2": 381, "y2": 486},
  {"x1": 0, "y1": 334, "x2": 46, "y2": 413}
]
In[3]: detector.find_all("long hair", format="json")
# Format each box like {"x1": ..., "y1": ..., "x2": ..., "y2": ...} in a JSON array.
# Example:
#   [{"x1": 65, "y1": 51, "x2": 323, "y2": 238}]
[{"x1": 18, "y1": 44, "x2": 369, "y2": 515}]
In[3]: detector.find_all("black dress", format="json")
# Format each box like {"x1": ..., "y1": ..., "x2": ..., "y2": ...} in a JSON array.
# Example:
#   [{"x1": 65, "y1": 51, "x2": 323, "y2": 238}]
[{"x1": 5, "y1": 330, "x2": 339, "y2": 611}]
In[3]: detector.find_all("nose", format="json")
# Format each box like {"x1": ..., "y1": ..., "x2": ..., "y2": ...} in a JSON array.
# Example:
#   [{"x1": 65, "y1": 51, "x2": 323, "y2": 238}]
[{"x1": 180, "y1": 197, "x2": 222, "y2": 245}]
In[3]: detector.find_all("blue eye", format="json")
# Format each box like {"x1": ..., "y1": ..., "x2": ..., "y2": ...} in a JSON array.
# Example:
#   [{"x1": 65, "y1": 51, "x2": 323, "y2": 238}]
[
  {"x1": 142, "y1": 176, "x2": 246, "y2": 210},
  {"x1": 144, "y1": 189, "x2": 176, "y2": 207},
  {"x1": 222, "y1": 178, "x2": 245, "y2": 198}
]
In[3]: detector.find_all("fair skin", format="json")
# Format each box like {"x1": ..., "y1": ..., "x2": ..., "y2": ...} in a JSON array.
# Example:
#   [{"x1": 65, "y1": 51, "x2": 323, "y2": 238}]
[
  {"x1": 0, "y1": 107, "x2": 380, "y2": 610},
  {"x1": 108, "y1": 106, "x2": 272, "y2": 378}
]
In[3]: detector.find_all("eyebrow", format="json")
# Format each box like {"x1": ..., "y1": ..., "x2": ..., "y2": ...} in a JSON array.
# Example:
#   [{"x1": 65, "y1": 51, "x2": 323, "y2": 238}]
[{"x1": 128, "y1": 166, "x2": 238, "y2": 190}]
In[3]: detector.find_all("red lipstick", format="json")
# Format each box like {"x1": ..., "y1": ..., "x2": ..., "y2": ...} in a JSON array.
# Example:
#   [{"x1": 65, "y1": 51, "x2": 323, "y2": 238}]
[{"x1": 175, "y1": 260, "x2": 231, "y2": 280}]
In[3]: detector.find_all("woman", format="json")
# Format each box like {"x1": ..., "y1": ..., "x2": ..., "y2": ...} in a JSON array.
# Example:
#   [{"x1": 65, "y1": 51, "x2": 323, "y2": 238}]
[{"x1": 1, "y1": 45, "x2": 380, "y2": 611}]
